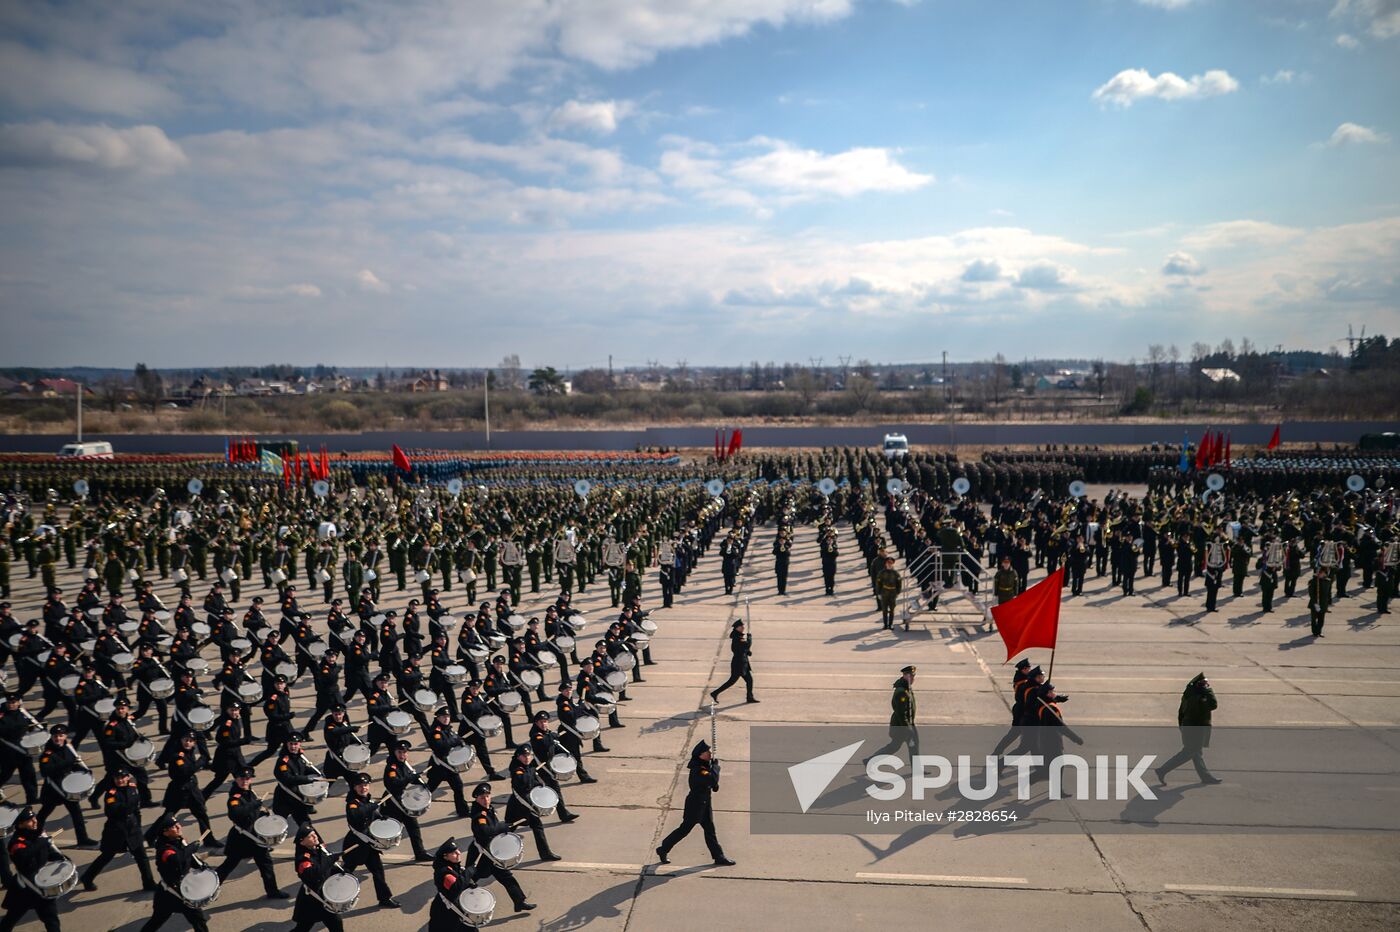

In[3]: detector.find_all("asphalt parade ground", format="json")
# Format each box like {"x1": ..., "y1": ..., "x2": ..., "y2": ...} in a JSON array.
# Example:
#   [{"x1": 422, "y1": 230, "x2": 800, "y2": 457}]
[{"x1": 8, "y1": 497, "x2": 1399, "y2": 931}]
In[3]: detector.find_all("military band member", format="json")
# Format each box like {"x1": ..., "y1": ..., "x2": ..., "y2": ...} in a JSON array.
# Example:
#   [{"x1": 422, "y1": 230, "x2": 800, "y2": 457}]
[
  {"x1": 272, "y1": 732, "x2": 321, "y2": 827},
  {"x1": 453, "y1": 688, "x2": 508, "y2": 785},
  {"x1": 866, "y1": 665, "x2": 919, "y2": 766},
  {"x1": 131, "y1": 640, "x2": 172, "y2": 736},
  {"x1": 249, "y1": 675, "x2": 295, "y2": 767},
  {"x1": 80, "y1": 768, "x2": 156, "y2": 892},
  {"x1": 383, "y1": 740, "x2": 433, "y2": 861},
  {"x1": 1, "y1": 807, "x2": 63, "y2": 932},
  {"x1": 341, "y1": 772, "x2": 400, "y2": 908},
  {"x1": 819, "y1": 525, "x2": 839, "y2": 596},
  {"x1": 320, "y1": 704, "x2": 362, "y2": 789},
  {"x1": 140, "y1": 813, "x2": 212, "y2": 932},
  {"x1": 291, "y1": 823, "x2": 346, "y2": 932},
  {"x1": 709, "y1": 620, "x2": 756, "y2": 704},
  {"x1": 467, "y1": 783, "x2": 535, "y2": 912},
  {"x1": 428, "y1": 836, "x2": 480, "y2": 930},
  {"x1": 160, "y1": 730, "x2": 222, "y2": 847},
  {"x1": 92, "y1": 696, "x2": 154, "y2": 806},
  {"x1": 216, "y1": 763, "x2": 288, "y2": 895},
  {"x1": 875, "y1": 556, "x2": 902, "y2": 629},
  {"x1": 655, "y1": 739, "x2": 733, "y2": 866},
  {"x1": 558, "y1": 678, "x2": 608, "y2": 756},
  {"x1": 0, "y1": 692, "x2": 40, "y2": 804},
  {"x1": 772, "y1": 529, "x2": 792, "y2": 595},
  {"x1": 1308, "y1": 566, "x2": 1331, "y2": 638},
  {"x1": 365, "y1": 672, "x2": 400, "y2": 756},
  {"x1": 1260, "y1": 551, "x2": 1280, "y2": 613},
  {"x1": 35, "y1": 724, "x2": 96, "y2": 845},
  {"x1": 504, "y1": 742, "x2": 572, "y2": 861}
]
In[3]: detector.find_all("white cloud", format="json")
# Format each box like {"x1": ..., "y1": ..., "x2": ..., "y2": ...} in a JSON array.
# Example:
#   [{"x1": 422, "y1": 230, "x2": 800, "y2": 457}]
[
  {"x1": 1331, "y1": 0, "x2": 1400, "y2": 40},
  {"x1": 1162, "y1": 251, "x2": 1204, "y2": 276},
  {"x1": 1260, "y1": 69, "x2": 1299, "y2": 85},
  {"x1": 961, "y1": 259, "x2": 1003, "y2": 282},
  {"x1": 1092, "y1": 68, "x2": 1239, "y2": 106},
  {"x1": 357, "y1": 269, "x2": 390, "y2": 293},
  {"x1": 1181, "y1": 220, "x2": 1305, "y2": 251},
  {"x1": 0, "y1": 40, "x2": 178, "y2": 116},
  {"x1": 1326, "y1": 122, "x2": 1388, "y2": 146},
  {"x1": 230, "y1": 282, "x2": 322, "y2": 301},
  {"x1": 1335, "y1": 32, "x2": 1361, "y2": 48},
  {"x1": 1014, "y1": 262, "x2": 1079, "y2": 291},
  {"x1": 0, "y1": 121, "x2": 187, "y2": 173},
  {"x1": 728, "y1": 141, "x2": 932, "y2": 196},
  {"x1": 549, "y1": 99, "x2": 633, "y2": 135},
  {"x1": 1135, "y1": 0, "x2": 1197, "y2": 8}
]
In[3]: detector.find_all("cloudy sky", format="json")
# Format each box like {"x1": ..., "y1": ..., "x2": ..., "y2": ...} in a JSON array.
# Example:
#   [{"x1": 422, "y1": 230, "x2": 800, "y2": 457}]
[{"x1": 1, "y1": 0, "x2": 1397, "y2": 369}]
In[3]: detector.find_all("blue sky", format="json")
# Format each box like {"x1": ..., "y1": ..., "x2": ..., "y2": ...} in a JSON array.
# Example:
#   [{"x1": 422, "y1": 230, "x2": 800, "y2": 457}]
[{"x1": 1, "y1": 0, "x2": 1397, "y2": 368}]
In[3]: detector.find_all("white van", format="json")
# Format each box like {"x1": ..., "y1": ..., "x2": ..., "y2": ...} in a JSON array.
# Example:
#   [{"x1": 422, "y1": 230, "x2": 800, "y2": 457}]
[
  {"x1": 882, "y1": 433, "x2": 909, "y2": 460},
  {"x1": 56, "y1": 441, "x2": 114, "y2": 459}
]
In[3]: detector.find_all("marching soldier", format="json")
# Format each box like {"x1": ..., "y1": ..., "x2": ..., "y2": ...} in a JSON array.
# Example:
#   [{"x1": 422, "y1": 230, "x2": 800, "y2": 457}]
[
  {"x1": 504, "y1": 743, "x2": 573, "y2": 861},
  {"x1": 320, "y1": 704, "x2": 362, "y2": 789},
  {"x1": 467, "y1": 783, "x2": 535, "y2": 912},
  {"x1": 875, "y1": 556, "x2": 901, "y2": 629},
  {"x1": 1156, "y1": 673, "x2": 1221, "y2": 786},
  {"x1": 216, "y1": 765, "x2": 288, "y2": 898},
  {"x1": 160, "y1": 730, "x2": 222, "y2": 847},
  {"x1": 866, "y1": 665, "x2": 919, "y2": 766},
  {"x1": 341, "y1": 772, "x2": 400, "y2": 908},
  {"x1": 1308, "y1": 566, "x2": 1331, "y2": 638},
  {"x1": 720, "y1": 530, "x2": 742, "y2": 595},
  {"x1": 80, "y1": 768, "x2": 157, "y2": 892},
  {"x1": 383, "y1": 739, "x2": 433, "y2": 861},
  {"x1": 272, "y1": 732, "x2": 321, "y2": 828},
  {"x1": 1230, "y1": 537, "x2": 1250, "y2": 598},
  {"x1": 429, "y1": 836, "x2": 480, "y2": 930},
  {"x1": 558, "y1": 678, "x2": 608, "y2": 758},
  {"x1": 709, "y1": 620, "x2": 757, "y2": 704},
  {"x1": 993, "y1": 555, "x2": 1018, "y2": 605},
  {"x1": 291, "y1": 823, "x2": 346, "y2": 932},
  {"x1": 1, "y1": 807, "x2": 63, "y2": 932},
  {"x1": 35, "y1": 724, "x2": 96, "y2": 845},
  {"x1": 92, "y1": 696, "x2": 154, "y2": 806},
  {"x1": 250, "y1": 675, "x2": 295, "y2": 766},
  {"x1": 1260, "y1": 548, "x2": 1280, "y2": 613},
  {"x1": 141, "y1": 814, "x2": 212, "y2": 932},
  {"x1": 655, "y1": 739, "x2": 733, "y2": 866},
  {"x1": 772, "y1": 529, "x2": 791, "y2": 596},
  {"x1": 819, "y1": 525, "x2": 839, "y2": 596},
  {"x1": 0, "y1": 692, "x2": 40, "y2": 804},
  {"x1": 453, "y1": 687, "x2": 508, "y2": 785}
]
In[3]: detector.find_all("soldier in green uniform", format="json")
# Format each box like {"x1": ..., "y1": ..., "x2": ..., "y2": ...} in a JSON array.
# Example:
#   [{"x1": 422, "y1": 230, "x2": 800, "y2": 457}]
[
  {"x1": 343, "y1": 550, "x2": 364, "y2": 606},
  {"x1": 866, "y1": 665, "x2": 919, "y2": 766},
  {"x1": 1307, "y1": 566, "x2": 1331, "y2": 638},
  {"x1": 993, "y1": 555, "x2": 1019, "y2": 605},
  {"x1": 622, "y1": 561, "x2": 642, "y2": 606},
  {"x1": 1230, "y1": 537, "x2": 1250, "y2": 598},
  {"x1": 874, "y1": 557, "x2": 902, "y2": 630},
  {"x1": 103, "y1": 549, "x2": 125, "y2": 598},
  {"x1": 1155, "y1": 673, "x2": 1221, "y2": 785}
]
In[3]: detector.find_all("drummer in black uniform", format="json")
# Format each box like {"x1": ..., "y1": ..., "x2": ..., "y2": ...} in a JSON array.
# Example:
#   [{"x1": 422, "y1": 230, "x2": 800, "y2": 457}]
[
  {"x1": 272, "y1": 731, "x2": 321, "y2": 828},
  {"x1": 320, "y1": 704, "x2": 362, "y2": 790},
  {"x1": 216, "y1": 765, "x2": 287, "y2": 899},
  {"x1": 505, "y1": 742, "x2": 575, "y2": 861},
  {"x1": 35, "y1": 723, "x2": 96, "y2": 846},
  {"x1": 429, "y1": 836, "x2": 483, "y2": 930},
  {"x1": 382, "y1": 739, "x2": 432, "y2": 861},
  {"x1": 341, "y1": 772, "x2": 399, "y2": 909},
  {"x1": 80, "y1": 768, "x2": 156, "y2": 892},
  {"x1": 92, "y1": 696, "x2": 154, "y2": 807},
  {"x1": 0, "y1": 692, "x2": 41, "y2": 804},
  {"x1": 291, "y1": 823, "x2": 344, "y2": 932},
  {"x1": 159, "y1": 731, "x2": 222, "y2": 848},
  {"x1": 202, "y1": 704, "x2": 249, "y2": 798},
  {"x1": 249, "y1": 675, "x2": 294, "y2": 767},
  {"x1": 467, "y1": 783, "x2": 535, "y2": 913},
  {"x1": 0, "y1": 807, "x2": 63, "y2": 932},
  {"x1": 130, "y1": 640, "x2": 172, "y2": 736},
  {"x1": 140, "y1": 813, "x2": 211, "y2": 932}
]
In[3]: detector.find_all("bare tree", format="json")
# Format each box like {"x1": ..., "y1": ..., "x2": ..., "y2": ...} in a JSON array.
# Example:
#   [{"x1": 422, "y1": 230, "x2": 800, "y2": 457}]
[
  {"x1": 992, "y1": 353, "x2": 1008, "y2": 404},
  {"x1": 1147, "y1": 344, "x2": 1165, "y2": 389},
  {"x1": 846, "y1": 373, "x2": 877, "y2": 411},
  {"x1": 789, "y1": 367, "x2": 820, "y2": 410},
  {"x1": 134, "y1": 363, "x2": 164, "y2": 412},
  {"x1": 98, "y1": 376, "x2": 126, "y2": 412},
  {"x1": 1216, "y1": 338, "x2": 1235, "y2": 359},
  {"x1": 498, "y1": 354, "x2": 522, "y2": 391},
  {"x1": 855, "y1": 359, "x2": 875, "y2": 380}
]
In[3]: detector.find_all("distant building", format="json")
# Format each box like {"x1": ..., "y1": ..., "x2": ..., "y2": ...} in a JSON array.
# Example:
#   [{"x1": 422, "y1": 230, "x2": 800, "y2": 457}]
[
  {"x1": 1200, "y1": 367, "x2": 1241, "y2": 384},
  {"x1": 405, "y1": 369, "x2": 450, "y2": 392},
  {"x1": 35, "y1": 377, "x2": 84, "y2": 397}
]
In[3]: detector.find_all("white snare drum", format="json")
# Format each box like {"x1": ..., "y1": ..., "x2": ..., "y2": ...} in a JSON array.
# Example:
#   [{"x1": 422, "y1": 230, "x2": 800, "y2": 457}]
[
  {"x1": 20, "y1": 731, "x2": 47, "y2": 758},
  {"x1": 174, "y1": 568, "x2": 189, "y2": 583},
  {"x1": 467, "y1": 647, "x2": 489, "y2": 664},
  {"x1": 33, "y1": 858, "x2": 78, "y2": 899},
  {"x1": 415, "y1": 569, "x2": 431, "y2": 583},
  {"x1": 156, "y1": 635, "x2": 174, "y2": 652},
  {"x1": 505, "y1": 615, "x2": 525, "y2": 632},
  {"x1": 191, "y1": 622, "x2": 211, "y2": 640},
  {"x1": 441, "y1": 746, "x2": 474, "y2": 774},
  {"x1": 155, "y1": 610, "x2": 173, "y2": 622},
  {"x1": 321, "y1": 872, "x2": 361, "y2": 914},
  {"x1": 185, "y1": 705, "x2": 216, "y2": 731},
  {"x1": 553, "y1": 635, "x2": 576, "y2": 652},
  {"x1": 486, "y1": 634, "x2": 505, "y2": 649},
  {"x1": 275, "y1": 661, "x2": 299, "y2": 683},
  {"x1": 253, "y1": 813, "x2": 289, "y2": 847},
  {"x1": 592, "y1": 690, "x2": 616, "y2": 710},
  {"x1": 614, "y1": 651, "x2": 637, "y2": 672},
  {"x1": 230, "y1": 637, "x2": 252, "y2": 654},
  {"x1": 368, "y1": 817, "x2": 404, "y2": 851},
  {"x1": 127, "y1": 568, "x2": 141, "y2": 581},
  {"x1": 121, "y1": 737, "x2": 156, "y2": 768},
  {"x1": 443, "y1": 664, "x2": 469, "y2": 685},
  {"x1": 400, "y1": 783, "x2": 434, "y2": 817},
  {"x1": 486, "y1": 832, "x2": 524, "y2": 869},
  {"x1": 179, "y1": 868, "x2": 222, "y2": 908},
  {"x1": 58, "y1": 674, "x2": 80, "y2": 696},
  {"x1": 528, "y1": 785, "x2": 559, "y2": 817},
  {"x1": 631, "y1": 633, "x2": 651, "y2": 648},
  {"x1": 412, "y1": 688, "x2": 440, "y2": 712},
  {"x1": 92, "y1": 698, "x2": 116, "y2": 720},
  {"x1": 304, "y1": 641, "x2": 327, "y2": 661},
  {"x1": 549, "y1": 753, "x2": 577, "y2": 781},
  {"x1": 299, "y1": 780, "x2": 330, "y2": 805},
  {"x1": 537, "y1": 652, "x2": 558, "y2": 669},
  {"x1": 495, "y1": 691, "x2": 521, "y2": 713},
  {"x1": 639, "y1": 618, "x2": 658, "y2": 634},
  {"x1": 146, "y1": 677, "x2": 176, "y2": 699},
  {"x1": 0, "y1": 805, "x2": 19, "y2": 832},
  {"x1": 340, "y1": 744, "x2": 371, "y2": 769},
  {"x1": 237, "y1": 681, "x2": 263, "y2": 704},
  {"x1": 384, "y1": 710, "x2": 413, "y2": 735},
  {"x1": 458, "y1": 887, "x2": 495, "y2": 927},
  {"x1": 604, "y1": 671, "x2": 627, "y2": 691},
  {"x1": 475, "y1": 714, "x2": 503, "y2": 738},
  {"x1": 270, "y1": 569, "x2": 286, "y2": 584},
  {"x1": 111, "y1": 651, "x2": 135, "y2": 673},
  {"x1": 119, "y1": 622, "x2": 140, "y2": 637},
  {"x1": 520, "y1": 669, "x2": 543, "y2": 690},
  {"x1": 79, "y1": 638, "x2": 97, "y2": 655},
  {"x1": 185, "y1": 657, "x2": 210, "y2": 675},
  {"x1": 573, "y1": 715, "x2": 600, "y2": 739},
  {"x1": 59, "y1": 771, "x2": 95, "y2": 801}
]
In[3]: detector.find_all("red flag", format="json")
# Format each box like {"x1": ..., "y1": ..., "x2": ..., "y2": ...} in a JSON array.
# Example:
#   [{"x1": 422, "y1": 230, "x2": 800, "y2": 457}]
[
  {"x1": 392, "y1": 444, "x2": 412, "y2": 472},
  {"x1": 726, "y1": 428, "x2": 742, "y2": 458},
  {"x1": 282, "y1": 453, "x2": 292, "y2": 487},
  {"x1": 294, "y1": 453, "x2": 303, "y2": 482},
  {"x1": 1267, "y1": 424, "x2": 1280, "y2": 450},
  {"x1": 1225, "y1": 432, "x2": 1231, "y2": 468},
  {"x1": 991, "y1": 568, "x2": 1064, "y2": 663},
  {"x1": 246, "y1": 438, "x2": 255, "y2": 462},
  {"x1": 320, "y1": 446, "x2": 330, "y2": 481},
  {"x1": 715, "y1": 429, "x2": 722, "y2": 462},
  {"x1": 1195, "y1": 431, "x2": 1207, "y2": 470}
]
